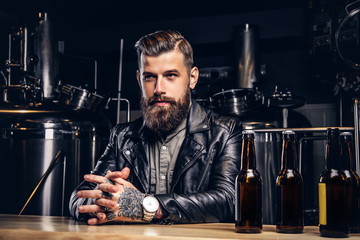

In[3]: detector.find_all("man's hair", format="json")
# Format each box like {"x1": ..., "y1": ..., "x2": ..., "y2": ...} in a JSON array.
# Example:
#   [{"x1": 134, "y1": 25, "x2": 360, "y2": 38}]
[{"x1": 134, "y1": 30, "x2": 194, "y2": 73}]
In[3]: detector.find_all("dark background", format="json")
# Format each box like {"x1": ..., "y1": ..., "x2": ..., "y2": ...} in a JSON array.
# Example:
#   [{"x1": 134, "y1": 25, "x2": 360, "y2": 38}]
[{"x1": 0, "y1": 0, "x2": 355, "y2": 124}]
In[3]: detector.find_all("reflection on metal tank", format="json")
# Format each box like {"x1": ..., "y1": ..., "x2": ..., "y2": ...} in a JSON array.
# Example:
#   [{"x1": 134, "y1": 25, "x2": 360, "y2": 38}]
[
  {"x1": 234, "y1": 24, "x2": 259, "y2": 89},
  {"x1": 35, "y1": 13, "x2": 57, "y2": 99},
  {"x1": 0, "y1": 102, "x2": 110, "y2": 216}
]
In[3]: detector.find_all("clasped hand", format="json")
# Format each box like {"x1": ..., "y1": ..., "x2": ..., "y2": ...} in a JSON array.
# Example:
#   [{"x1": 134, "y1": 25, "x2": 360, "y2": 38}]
[{"x1": 77, "y1": 168, "x2": 145, "y2": 225}]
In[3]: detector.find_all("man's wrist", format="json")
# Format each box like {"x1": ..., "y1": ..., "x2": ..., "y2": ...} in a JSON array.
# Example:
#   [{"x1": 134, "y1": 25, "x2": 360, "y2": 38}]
[
  {"x1": 141, "y1": 195, "x2": 160, "y2": 222},
  {"x1": 154, "y1": 205, "x2": 163, "y2": 219}
]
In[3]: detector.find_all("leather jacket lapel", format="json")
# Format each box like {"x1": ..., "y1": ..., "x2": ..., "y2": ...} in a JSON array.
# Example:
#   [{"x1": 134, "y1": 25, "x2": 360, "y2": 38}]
[
  {"x1": 170, "y1": 100, "x2": 210, "y2": 192},
  {"x1": 121, "y1": 121, "x2": 151, "y2": 193},
  {"x1": 171, "y1": 136, "x2": 204, "y2": 191}
]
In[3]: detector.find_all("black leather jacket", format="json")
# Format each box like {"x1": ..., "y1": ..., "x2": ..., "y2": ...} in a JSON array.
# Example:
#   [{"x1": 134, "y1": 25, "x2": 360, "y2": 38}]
[{"x1": 69, "y1": 99, "x2": 242, "y2": 223}]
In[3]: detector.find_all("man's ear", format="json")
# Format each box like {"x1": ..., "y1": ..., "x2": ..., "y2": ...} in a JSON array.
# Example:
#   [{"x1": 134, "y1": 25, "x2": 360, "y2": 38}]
[
  {"x1": 136, "y1": 70, "x2": 142, "y2": 90},
  {"x1": 189, "y1": 67, "x2": 199, "y2": 90}
]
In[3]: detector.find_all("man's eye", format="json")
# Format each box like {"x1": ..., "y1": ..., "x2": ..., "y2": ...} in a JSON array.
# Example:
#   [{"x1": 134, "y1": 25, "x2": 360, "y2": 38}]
[
  {"x1": 167, "y1": 74, "x2": 177, "y2": 79},
  {"x1": 144, "y1": 75, "x2": 156, "y2": 81}
]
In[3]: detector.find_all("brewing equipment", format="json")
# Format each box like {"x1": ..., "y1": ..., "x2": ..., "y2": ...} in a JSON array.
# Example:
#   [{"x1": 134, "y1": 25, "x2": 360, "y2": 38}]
[
  {"x1": 234, "y1": 24, "x2": 259, "y2": 89},
  {"x1": 208, "y1": 76, "x2": 312, "y2": 225},
  {"x1": 0, "y1": 104, "x2": 110, "y2": 216},
  {"x1": 204, "y1": 23, "x2": 313, "y2": 224},
  {"x1": 334, "y1": 1, "x2": 360, "y2": 174},
  {"x1": 0, "y1": 13, "x2": 111, "y2": 216}
]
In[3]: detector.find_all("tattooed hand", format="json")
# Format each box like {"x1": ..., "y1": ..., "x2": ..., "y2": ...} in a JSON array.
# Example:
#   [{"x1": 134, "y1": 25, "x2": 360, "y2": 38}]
[
  {"x1": 77, "y1": 168, "x2": 151, "y2": 225},
  {"x1": 95, "y1": 186, "x2": 146, "y2": 223}
]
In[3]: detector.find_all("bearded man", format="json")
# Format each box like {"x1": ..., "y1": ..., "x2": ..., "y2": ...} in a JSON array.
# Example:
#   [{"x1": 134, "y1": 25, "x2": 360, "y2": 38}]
[{"x1": 69, "y1": 30, "x2": 243, "y2": 225}]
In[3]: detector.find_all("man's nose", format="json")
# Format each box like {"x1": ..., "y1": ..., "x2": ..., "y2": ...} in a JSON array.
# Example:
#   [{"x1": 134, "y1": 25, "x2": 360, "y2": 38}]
[{"x1": 154, "y1": 78, "x2": 166, "y2": 95}]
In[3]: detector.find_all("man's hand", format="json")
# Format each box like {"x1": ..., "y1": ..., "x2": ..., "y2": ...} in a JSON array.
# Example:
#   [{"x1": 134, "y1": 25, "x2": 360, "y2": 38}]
[{"x1": 77, "y1": 168, "x2": 146, "y2": 225}]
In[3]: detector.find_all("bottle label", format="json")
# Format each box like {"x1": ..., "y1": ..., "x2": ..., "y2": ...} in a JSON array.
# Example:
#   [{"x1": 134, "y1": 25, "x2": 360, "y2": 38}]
[{"x1": 318, "y1": 183, "x2": 327, "y2": 225}]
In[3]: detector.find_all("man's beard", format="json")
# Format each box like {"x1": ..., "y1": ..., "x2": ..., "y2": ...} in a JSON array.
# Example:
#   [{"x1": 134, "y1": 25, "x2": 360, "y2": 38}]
[{"x1": 141, "y1": 89, "x2": 190, "y2": 136}]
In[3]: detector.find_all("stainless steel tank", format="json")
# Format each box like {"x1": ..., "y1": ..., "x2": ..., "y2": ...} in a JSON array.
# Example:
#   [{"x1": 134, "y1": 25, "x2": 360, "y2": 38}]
[
  {"x1": 0, "y1": 102, "x2": 110, "y2": 216},
  {"x1": 0, "y1": 12, "x2": 112, "y2": 217},
  {"x1": 234, "y1": 24, "x2": 259, "y2": 89},
  {"x1": 35, "y1": 12, "x2": 58, "y2": 99}
]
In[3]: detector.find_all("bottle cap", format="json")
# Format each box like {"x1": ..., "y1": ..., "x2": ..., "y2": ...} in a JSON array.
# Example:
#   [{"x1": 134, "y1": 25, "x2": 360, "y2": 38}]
[
  {"x1": 340, "y1": 131, "x2": 353, "y2": 136},
  {"x1": 242, "y1": 130, "x2": 255, "y2": 135},
  {"x1": 282, "y1": 130, "x2": 295, "y2": 135}
]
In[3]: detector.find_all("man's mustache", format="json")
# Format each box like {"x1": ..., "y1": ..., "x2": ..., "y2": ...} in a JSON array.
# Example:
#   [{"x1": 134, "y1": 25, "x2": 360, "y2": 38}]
[{"x1": 148, "y1": 96, "x2": 176, "y2": 105}]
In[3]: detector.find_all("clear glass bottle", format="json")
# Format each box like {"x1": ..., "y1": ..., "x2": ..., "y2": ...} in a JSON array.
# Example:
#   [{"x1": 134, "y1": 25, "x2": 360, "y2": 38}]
[{"x1": 235, "y1": 130, "x2": 262, "y2": 233}]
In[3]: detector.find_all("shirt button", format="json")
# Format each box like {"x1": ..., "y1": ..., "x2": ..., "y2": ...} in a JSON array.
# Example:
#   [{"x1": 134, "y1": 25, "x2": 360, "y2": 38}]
[
  {"x1": 161, "y1": 145, "x2": 167, "y2": 151},
  {"x1": 125, "y1": 150, "x2": 131, "y2": 155},
  {"x1": 161, "y1": 175, "x2": 166, "y2": 180}
]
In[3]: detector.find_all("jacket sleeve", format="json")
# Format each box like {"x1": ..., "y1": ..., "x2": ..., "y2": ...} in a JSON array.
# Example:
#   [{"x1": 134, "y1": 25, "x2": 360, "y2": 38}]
[
  {"x1": 155, "y1": 120, "x2": 242, "y2": 224},
  {"x1": 68, "y1": 125, "x2": 122, "y2": 221}
]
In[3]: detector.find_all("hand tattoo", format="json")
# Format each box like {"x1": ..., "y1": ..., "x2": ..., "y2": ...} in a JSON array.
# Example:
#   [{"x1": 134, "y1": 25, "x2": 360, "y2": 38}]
[
  {"x1": 106, "y1": 212, "x2": 116, "y2": 221},
  {"x1": 117, "y1": 187, "x2": 145, "y2": 220}
]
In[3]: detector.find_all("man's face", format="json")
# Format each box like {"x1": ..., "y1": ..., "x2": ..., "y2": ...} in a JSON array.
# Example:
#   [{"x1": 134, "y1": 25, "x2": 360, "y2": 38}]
[{"x1": 137, "y1": 50, "x2": 198, "y2": 135}]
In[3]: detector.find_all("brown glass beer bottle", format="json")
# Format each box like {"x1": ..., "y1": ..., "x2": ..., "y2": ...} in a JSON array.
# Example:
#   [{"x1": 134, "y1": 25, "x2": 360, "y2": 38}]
[
  {"x1": 235, "y1": 130, "x2": 262, "y2": 233},
  {"x1": 319, "y1": 128, "x2": 349, "y2": 238},
  {"x1": 275, "y1": 130, "x2": 304, "y2": 233},
  {"x1": 340, "y1": 132, "x2": 360, "y2": 233}
]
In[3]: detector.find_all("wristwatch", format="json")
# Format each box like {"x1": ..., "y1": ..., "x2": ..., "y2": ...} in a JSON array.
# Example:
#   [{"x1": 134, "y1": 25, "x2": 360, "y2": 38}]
[{"x1": 142, "y1": 195, "x2": 159, "y2": 222}]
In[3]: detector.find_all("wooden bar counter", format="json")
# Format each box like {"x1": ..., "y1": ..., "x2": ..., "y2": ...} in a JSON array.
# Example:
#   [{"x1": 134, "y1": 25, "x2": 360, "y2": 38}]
[{"x1": 0, "y1": 214, "x2": 359, "y2": 240}]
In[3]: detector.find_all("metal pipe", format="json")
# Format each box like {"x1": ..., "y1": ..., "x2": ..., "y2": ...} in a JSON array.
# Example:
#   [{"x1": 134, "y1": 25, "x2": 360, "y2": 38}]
[
  {"x1": 36, "y1": 12, "x2": 56, "y2": 99},
  {"x1": 234, "y1": 23, "x2": 259, "y2": 89},
  {"x1": 298, "y1": 136, "x2": 327, "y2": 174},
  {"x1": 253, "y1": 127, "x2": 354, "y2": 133},
  {"x1": 8, "y1": 33, "x2": 11, "y2": 86},
  {"x1": 117, "y1": 39, "x2": 124, "y2": 124},
  {"x1": 19, "y1": 150, "x2": 65, "y2": 215},
  {"x1": 23, "y1": 27, "x2": 28, "y2": 72},
  {"x1": 282, "y1": 108, "x2": 288, "y2": 128},
  {"x1": 354, "y1": 98, "x2": 359, "y2": 174},
  {"x1": 61, "y1": 154, "x2": 67, "y2": 216},
  {"x1": 19, "y1": 28, "x2": 24, "y2": 72},
  {"x1": 121, "y1": 98, "x2": 130, "y2": 123},
  {"x1": 94, "y1": 60, "x2": 98, "y2": 93},
  {"x1": 111, "y1": 97, "x2": 130, "y2": 123}
]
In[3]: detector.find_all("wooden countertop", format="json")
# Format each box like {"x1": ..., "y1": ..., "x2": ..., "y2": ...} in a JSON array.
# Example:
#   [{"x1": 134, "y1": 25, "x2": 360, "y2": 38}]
[{"x1": 0, "y1": 214, "x2": 359, "y2": 239}]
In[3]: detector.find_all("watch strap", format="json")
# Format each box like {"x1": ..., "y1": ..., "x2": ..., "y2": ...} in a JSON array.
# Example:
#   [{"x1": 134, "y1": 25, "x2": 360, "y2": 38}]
[{"x1": 142, "y1": 195, "x2": 158, "y2": 222}]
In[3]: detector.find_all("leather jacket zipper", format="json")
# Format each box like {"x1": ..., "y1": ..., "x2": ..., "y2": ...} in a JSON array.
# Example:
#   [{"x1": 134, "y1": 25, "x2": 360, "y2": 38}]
[
  {"x1": 170, "y1": 149, "x2": 204, "y2": 193},
  {"x1": 196, "y1": 147, "x2": 217, "y2": 191}
]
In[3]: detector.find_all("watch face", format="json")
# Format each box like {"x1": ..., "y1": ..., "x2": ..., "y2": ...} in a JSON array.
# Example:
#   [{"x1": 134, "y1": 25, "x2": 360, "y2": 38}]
[{"x1": 143, "y1": 196, "x2": 159, "y2": 213}]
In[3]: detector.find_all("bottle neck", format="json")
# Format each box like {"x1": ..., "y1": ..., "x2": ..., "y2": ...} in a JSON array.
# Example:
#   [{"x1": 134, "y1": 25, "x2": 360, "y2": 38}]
[
  {"x1": 281, "y1": 137, "x2": 297, "y2": 170},
  {"x1": 340, "y1": 135, "x2": 353, "y2": 170},
  {"x1": 241, "y1": 137, "x2": 256, "y2": 169},
  {"x1": 326, "y1": 134, "x2": 341, "y2": 170}
]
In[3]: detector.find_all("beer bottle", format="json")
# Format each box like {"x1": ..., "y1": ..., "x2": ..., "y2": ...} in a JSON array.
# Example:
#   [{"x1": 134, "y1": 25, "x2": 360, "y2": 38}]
[
  {"x1": 235, "y1": 130, "x2": 262, "y2": 233},
  {"x1": 275, "y1": 130, "x2": 303, "y2": 233},
  {"x1": 340, "y1": 132, "x2": 360, "y2": 233},
  {"x1": 319, "y1": 128, "x2": 349, "y2": 237}
]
